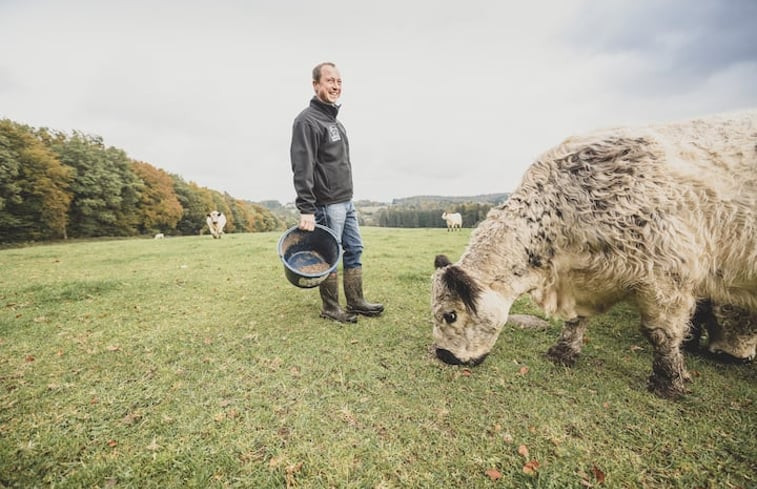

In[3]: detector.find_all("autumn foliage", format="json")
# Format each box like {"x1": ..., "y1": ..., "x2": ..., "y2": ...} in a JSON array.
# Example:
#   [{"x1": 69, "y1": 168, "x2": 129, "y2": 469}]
[{"x1": 0, "y1": 119, "x2": 281, "y2": 242}]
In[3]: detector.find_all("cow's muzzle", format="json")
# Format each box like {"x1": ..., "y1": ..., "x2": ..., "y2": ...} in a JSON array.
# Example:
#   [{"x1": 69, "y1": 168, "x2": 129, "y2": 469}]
[{"x1": 435, "y1": 348, "x2": 488, "y2": 367}]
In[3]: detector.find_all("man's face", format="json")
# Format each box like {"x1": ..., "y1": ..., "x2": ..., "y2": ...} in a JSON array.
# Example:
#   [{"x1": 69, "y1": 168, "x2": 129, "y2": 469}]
[{"x1": 313, "y1": 65, "x2": 342, "y2": 104}]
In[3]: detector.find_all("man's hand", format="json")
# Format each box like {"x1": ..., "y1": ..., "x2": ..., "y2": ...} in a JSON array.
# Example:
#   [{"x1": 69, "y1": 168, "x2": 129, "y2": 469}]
[{"x1": 298, "y1": 214, "x2": 315, "y2": 231}]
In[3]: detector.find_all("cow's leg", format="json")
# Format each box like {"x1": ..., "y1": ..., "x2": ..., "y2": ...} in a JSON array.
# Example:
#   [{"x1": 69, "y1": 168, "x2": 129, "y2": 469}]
[
  {"x1": 546, "y1": 317, "x2": 587, "y2": 366},
  {"x1": 640, "y1": 306, "x2": 692, "y2": 398}
]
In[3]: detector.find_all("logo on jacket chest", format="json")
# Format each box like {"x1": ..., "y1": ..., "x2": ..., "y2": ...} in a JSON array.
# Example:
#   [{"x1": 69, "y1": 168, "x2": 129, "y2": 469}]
[{"x1": 327, "y1": 124, "x2": 341, "y2": 142}]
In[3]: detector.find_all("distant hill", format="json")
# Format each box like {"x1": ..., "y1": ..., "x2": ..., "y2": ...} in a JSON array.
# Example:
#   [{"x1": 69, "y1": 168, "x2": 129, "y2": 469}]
[
  {"x1": 390, "y1": 193, "x2": 509, "y2": 207},
  {"x1": 257, "y1": 193, "x2": 511, "y2": 228}
]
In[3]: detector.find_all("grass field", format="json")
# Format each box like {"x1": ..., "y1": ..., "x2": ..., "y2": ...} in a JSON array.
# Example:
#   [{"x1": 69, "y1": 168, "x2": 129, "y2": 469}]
[{"x1": 1, "y1": 228, "x2": 754, "y2": 488}]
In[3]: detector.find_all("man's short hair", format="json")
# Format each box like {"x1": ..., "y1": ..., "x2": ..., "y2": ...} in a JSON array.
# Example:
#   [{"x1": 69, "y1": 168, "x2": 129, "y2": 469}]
[{"x1": 312, "y1": 62, "x2": 336, "y2": 82}]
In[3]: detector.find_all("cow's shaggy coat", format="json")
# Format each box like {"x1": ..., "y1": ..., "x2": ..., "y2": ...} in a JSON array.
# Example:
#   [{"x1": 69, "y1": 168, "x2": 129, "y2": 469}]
[{"x1": 431, "y1": 110, "x2": 756, "y2": 398}]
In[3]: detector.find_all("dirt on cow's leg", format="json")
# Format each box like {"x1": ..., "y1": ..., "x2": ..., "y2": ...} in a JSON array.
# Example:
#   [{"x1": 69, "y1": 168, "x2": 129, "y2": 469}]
[
  {"x1": 643, "y1": 326, "x2": 691, "y2": 398},
  {"x1": 546, "y1": 317, "x2": 586, "y2": 367}
]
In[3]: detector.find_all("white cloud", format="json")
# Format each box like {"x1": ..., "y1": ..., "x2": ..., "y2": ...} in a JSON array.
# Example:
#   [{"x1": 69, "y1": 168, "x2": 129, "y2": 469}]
[{"x1": 1, "y1": 0, "x2": 755, "y2": 203}]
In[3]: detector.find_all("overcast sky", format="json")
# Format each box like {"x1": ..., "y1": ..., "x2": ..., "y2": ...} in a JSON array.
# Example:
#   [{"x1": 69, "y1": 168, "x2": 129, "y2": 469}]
[{"x1": 1, "y1": 0, "x2": 756, "y2": 204}]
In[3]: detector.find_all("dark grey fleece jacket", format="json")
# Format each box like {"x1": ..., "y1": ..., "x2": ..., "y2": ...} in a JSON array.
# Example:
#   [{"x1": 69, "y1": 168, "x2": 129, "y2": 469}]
[{"x1": 290, "y1": 97, "x2": 354, "y2": 215}]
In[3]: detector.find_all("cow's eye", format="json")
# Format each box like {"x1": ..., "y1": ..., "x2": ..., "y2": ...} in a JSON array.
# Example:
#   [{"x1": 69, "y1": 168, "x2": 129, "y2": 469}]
[{"x1": 443, "y1": 311, "x2": 457, "y2": 324}]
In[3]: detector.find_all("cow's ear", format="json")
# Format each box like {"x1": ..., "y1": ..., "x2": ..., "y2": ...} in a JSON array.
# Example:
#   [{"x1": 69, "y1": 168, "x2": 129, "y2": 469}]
[{"x1": 434, "y1": 254, "x2": 451, "y2": 268}]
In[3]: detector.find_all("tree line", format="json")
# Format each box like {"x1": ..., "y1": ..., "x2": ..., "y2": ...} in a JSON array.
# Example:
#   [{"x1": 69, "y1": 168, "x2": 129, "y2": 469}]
[
  {"x1": 0, "y1": 119, "x2": 282, "y2": 243},
  {"x1": 374, "y1": 202, "x2": 496, "y2": 228}
]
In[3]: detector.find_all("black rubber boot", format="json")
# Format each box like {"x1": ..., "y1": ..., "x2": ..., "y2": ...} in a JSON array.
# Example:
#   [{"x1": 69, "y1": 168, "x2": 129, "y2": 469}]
[
  {"x1": 343, "y1": 267, "x2": 384, "y2": 317},
  {"x1": 319, "y1": 272, "x2": 358, "y2": 323}
]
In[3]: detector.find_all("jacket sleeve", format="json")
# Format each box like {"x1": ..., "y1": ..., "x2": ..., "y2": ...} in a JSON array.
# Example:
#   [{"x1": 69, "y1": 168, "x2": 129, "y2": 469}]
[{"x1": 290, "y1": 119, "x2": 319, "y2": 214}]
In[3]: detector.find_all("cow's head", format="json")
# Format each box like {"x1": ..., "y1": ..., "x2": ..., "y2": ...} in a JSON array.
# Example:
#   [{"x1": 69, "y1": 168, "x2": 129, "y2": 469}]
[
  {"x1": 430, "y1": 254, "x2": 513, "y2": 366},
  {"x1": 208, "y1": 211, "x2": 223, "y2": 224},
  {"x1": 707, "y1": 304, "x2": 756, "y2": 362}
]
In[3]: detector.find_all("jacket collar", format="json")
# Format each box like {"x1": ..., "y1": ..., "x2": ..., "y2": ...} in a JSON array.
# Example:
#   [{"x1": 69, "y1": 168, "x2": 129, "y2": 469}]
[{"x1": 310, "y1": 96, "x2": 340, "y2": 118}]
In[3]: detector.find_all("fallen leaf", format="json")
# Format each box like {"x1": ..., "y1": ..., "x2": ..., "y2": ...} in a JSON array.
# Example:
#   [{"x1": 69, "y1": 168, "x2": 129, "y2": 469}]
[
  {"x1": 122, "y1": 412, "x2": 142, "y2": 425},
  {"x1": 285, "y1": 461, "x2": 304, "y2": 488},
  {"x1": 602, "y1": 402, "x2": 610, "y2": 409},
  {"x1": 268, "y1": 455, "x2": 285, "y2": 469},
  {"x1": 107, "y1": 439, "x2": 118, "y2": 448},
  {"x1": 462, "y1": 368, "x2": 472, "y2": 377},
  {"x1": 106, "y1": 345, "x2": 120, "y2": 352},
  {"x1": 25, "y1": 355, "x2": 35, "y2": 362},
  {"x1": 517, "y1": 444, "x2": 529, "y2": 458},
  {"x1": 146, "y1": 438, "x2": 159, "y2": 451},
  {"x1": 591, "y1": 464, "x2": 605, "y2": 484},
  {"x1": 523, "y1": 460, "x2": 540, "y2": 475},
  {"x1": 502, "y1": 433, "x2": 514, "y2": 444},
  {"x1": 484, "y1": 468, "x2": 502, "y2": 481},
  {"x1": 518, "y1": 366, "x2": 529, "y2": 375}
]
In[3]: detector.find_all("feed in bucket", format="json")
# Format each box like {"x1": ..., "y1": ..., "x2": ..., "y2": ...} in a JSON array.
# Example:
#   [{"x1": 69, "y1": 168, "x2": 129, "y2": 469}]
[{"x1": 277, "y1": 224, "x2": 341, "y2": 288}]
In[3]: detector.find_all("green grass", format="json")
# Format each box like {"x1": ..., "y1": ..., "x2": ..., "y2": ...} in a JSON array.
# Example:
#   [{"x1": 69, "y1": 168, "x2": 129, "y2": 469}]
[{"x1": 0, "y1": 228, "x2": 754, "y2": 488}]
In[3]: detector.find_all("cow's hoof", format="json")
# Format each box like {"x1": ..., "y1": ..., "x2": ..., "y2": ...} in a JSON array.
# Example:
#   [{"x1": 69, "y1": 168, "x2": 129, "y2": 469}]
[
  {"x1": 647, "y1": 373, "x2": 689, "y2": 399},
  {"x1": 546, "y1": 344, "x2": 579, "y2": 367}
]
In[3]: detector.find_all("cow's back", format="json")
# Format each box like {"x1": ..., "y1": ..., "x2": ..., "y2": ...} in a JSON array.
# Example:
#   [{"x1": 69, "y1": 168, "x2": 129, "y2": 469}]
[{"x1": 512, "y1": 110, "x2": 756, "y2": 310}]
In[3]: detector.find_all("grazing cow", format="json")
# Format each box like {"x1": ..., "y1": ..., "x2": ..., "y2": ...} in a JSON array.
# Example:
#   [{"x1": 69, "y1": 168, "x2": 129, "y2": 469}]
[
  {"x1": 154, "y1": 233, "x2": 165, "y2": 239},
  {"x1": 206, "y1": 211, "x2": 227, "y2": 239},
  {"x1": 442, "y1": 212, "x2": 462, "y2": 231},
  {"x1": 685, "y1": 300, "x2": 756, "y2": 362},
  {"x1": 431, "y1": 110, "x2": 756, "y2": 398}
]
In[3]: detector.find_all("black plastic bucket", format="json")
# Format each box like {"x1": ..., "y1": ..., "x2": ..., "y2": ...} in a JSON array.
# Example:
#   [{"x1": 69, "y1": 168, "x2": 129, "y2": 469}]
[{"x1": 277, "y1": 224, "x2": 341, "y2": 288}]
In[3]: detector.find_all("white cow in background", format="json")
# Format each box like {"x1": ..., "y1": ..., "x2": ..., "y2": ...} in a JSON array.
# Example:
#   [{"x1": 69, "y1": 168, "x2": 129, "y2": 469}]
[
  {"x1": 442, "y1": 212, "x2": 462, "y2": 231},
  {"x1": 154, "y1": 233, "x2": 165, "y2": 239},
  {"x1": 206, "y1": 211, "x2": 227, "y2": 239}
]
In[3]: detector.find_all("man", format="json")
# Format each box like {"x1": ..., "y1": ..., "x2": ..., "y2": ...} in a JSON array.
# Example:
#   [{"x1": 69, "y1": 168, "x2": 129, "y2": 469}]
[{"x1": 290, "y1": 62, "x2": 384, "y2": 323}]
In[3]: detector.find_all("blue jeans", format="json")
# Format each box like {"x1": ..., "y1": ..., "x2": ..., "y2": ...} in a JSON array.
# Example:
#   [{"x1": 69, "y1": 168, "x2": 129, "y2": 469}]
[{"x1": 315, "y1": 201, "x2": 363, "y2": 269}]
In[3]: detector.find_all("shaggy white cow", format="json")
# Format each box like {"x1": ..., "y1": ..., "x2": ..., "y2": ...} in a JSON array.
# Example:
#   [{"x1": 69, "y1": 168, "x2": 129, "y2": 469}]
[
  {"x1": 442, "y1": 212, "x2": 462, "y2": 231},
  {"x1": 154, "y1": 233, "x2": 165, "y2": 239},
  {"x1": 206, "y1": 211, "x2": 227, "y2": 239},
  {"x1": 431, "y1": 110, "x2": 756, "y2": 398},
  {"x1": 685, "y1": 300, "x2": 756, "y2": 361}
]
